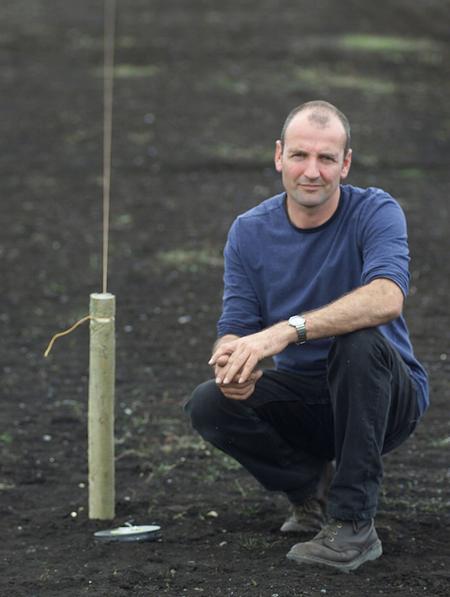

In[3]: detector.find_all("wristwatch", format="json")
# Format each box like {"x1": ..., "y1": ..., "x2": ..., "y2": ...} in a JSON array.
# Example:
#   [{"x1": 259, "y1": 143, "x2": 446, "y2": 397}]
[{"x1": 288, "y1": 315, "x2": 307, "y2": 345}]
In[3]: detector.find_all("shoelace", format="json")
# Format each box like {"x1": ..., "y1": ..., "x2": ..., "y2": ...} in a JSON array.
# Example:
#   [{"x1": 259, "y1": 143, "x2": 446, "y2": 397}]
[
  {"x1": 321, "y1": 519, "x2": 361, "y2": 542},
  {"x1": 323, "y1": 520, "x2": 343, "y2": 542}
]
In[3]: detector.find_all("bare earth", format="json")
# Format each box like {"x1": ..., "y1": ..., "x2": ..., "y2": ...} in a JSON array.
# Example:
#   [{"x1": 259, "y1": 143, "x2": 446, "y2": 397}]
[{"x1": 0, "y1": 0, "x2": 449, "y2": 595}]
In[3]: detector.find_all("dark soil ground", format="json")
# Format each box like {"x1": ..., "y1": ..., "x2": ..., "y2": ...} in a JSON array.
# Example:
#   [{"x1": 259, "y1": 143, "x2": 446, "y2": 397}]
[{"x1": 1, "y1": 0, "x2": 449, "y2": 595}]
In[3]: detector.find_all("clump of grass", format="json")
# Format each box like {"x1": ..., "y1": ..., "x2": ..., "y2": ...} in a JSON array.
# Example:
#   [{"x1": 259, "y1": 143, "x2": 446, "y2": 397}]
[
  {"x1": 338, "y1": 34, "x2": 438, "y2": 54},
  {"x1": 295, "y1": 67, "x2": 396, "y2": 94},
  {"x1": 127, "y1": 131, "x2": 153, "y2": 146},
  {"x1": 157, "y1": 248, "x2": 223, "y2": 272},
  {"x1": 211, "y1": 75, "x2": 250, "y2": 95},
  {"x1": 238, "y1": 535, "x2": 272, "y2": 551},
  {"x1": 430, "y1": 435, "x2": 450, "y2": 448},
  {"x1": 93, "y1": 64, "x2": 160, "y2": 78},
  {"x1": 0, "y1": 432, "x2": 13, "y2": 445},
  {"x1": 398, "y1": 168, "x2": 425, "y2": 179}
]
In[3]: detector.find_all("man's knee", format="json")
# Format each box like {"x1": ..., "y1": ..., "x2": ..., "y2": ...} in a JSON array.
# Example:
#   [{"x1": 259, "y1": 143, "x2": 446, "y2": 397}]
[
  {"x1": 184, "y1": 380, "x2": 220, "y2": 433},
  {"x1": 328, "y1": 328, "x2": 383, "y2": 365},
  {"x1": 185, "y1": 380, "x2": 254, "y2": 448}
]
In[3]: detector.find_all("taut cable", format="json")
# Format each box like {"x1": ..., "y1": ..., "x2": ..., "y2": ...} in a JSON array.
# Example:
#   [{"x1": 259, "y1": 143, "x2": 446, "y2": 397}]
[{"x1": 102, "y1": 0, "x2": 116, "y2": 294}]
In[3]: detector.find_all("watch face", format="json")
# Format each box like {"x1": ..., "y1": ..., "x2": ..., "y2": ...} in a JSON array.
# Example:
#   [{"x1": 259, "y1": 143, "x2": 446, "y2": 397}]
[
  {"x1": 289, "y1": 315, "x2": 305, "y2": 326},
  {"x1": 288, "y1": 315, "x2": 307, "y2": 344}
]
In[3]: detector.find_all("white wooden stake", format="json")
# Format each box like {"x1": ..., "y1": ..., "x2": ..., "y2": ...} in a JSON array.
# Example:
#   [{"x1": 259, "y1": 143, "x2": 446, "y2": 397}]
[{"x1": 88, "y1": 292, "x2": 116, "y2": 519}]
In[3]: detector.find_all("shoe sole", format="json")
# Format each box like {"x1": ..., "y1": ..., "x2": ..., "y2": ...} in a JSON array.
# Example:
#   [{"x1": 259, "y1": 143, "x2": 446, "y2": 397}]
[{"x1": 287, "y1": 539, "x2": 383, "y2": 573}]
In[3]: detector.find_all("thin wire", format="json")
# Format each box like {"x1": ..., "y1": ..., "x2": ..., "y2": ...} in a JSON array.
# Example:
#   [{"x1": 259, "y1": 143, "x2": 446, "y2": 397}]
[
  {"x1": 43, "y1": 2, "x2": 117, "y2": 358},
  {"x1": 44, "y1": 316, "x2": 92, "y2": 357},
  {"x1": 102, "y1": 0, "x2": 116, "y2": 294}
]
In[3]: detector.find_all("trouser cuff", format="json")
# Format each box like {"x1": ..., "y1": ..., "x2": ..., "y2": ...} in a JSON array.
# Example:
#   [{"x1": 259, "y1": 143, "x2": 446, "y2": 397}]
[{"x1": 327, "y1": 503, "x2": 375, "y2": 522}]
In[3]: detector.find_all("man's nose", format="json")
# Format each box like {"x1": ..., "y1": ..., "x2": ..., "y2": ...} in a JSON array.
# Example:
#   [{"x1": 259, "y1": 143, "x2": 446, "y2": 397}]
[{"x1": 303, "y1": 158, "x2": 320, "y2": 179}]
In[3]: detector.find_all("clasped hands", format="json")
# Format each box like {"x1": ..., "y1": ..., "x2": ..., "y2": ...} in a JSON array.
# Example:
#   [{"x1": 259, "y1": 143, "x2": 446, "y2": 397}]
[{"x1": 208, "y1": 326, "x2": 289, "y2": 400}]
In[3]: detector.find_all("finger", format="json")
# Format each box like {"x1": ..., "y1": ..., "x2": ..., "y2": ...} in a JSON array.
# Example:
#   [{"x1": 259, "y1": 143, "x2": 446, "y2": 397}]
[
  {"x1": 216, "y1": 344, "x2": 259, "y2": 384},
  {"x1": 216, "y1": 379, "x2": 253, "y2": 392},
  {"x1": 229, "y1": 385, "x2": 255, "y2": 400},
  {"x1": 219, "y1": 386, "x2": 254, "y2": 400},
  {"x1": 215, "y1": 354, "x2": 229, "y2": 367},
  {"x1": 226, "y1": 393, "x2": 252, "y2": 401},
  {"x1": 251, "y1": 369, "x2": 263, "y2": 382},
  {"x1": 219, "y1": 385, "x2": 241, "y2": 398},
  {"x1": 208, "y1": 343, "x2": 235, "y2": 366},
  {"x1": 218, "y1": 365, "x2": 261, "y2": 386},
  {"x1": 237, "y1": 355, "x2": 260, "y2": 384},
  {"x1": 214, "y1": 362, "x2": 229, "y2": 378},
  {"x1": 222, "y1": 349, "x2": 250, "y2": 384}
]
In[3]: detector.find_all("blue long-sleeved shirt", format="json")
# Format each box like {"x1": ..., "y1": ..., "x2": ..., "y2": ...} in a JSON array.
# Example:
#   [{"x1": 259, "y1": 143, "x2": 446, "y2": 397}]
[{"x1": 217, "y1": 185, "x2": 429, "y2": 414}]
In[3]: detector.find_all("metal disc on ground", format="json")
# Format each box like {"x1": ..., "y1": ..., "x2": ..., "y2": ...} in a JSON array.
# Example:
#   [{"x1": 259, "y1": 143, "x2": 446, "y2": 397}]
[{"x1": 94, "y1": 524, "x2": 161, "y2": 542}]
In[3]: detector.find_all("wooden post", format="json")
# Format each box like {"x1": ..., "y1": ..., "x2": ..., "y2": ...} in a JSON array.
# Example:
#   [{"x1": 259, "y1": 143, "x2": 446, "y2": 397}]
[{"x1": 88, "y1": 292, "x2": 116, "y2": 519}]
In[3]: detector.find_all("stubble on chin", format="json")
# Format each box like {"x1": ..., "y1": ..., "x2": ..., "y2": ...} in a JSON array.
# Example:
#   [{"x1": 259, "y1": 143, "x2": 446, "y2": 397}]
[{"x1": 290, "y1": 189, "x2": 328, "y2": 209}]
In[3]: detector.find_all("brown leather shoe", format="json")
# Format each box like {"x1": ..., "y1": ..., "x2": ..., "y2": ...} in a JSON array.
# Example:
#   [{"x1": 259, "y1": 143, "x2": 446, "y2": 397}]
[{"x1": 286, "y1": 519, "x2": 382, "y2": 572}]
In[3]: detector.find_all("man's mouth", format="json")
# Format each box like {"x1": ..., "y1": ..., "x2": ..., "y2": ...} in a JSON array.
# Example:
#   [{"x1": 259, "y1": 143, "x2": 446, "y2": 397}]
[{"x1": 299, "y1": 184, "x2": 323, "y2": 190}]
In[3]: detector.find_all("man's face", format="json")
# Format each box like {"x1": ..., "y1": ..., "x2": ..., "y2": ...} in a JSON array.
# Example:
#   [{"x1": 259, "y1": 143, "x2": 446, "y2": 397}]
[{"x1": 274, "y1": 111, "x2": 352, "y2": 213}]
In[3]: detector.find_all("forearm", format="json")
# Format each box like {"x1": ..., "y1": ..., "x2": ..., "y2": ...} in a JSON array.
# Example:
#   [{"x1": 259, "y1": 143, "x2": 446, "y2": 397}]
[
  {"x1": 211, "y1": 278, "x2": 404, "y2": 385},
  {"x1": 263, "y1": 279, "x2": 403, "y2": 349},
  {"x1": 303, "y1": 278, "x2": 403, "y2": 341}
]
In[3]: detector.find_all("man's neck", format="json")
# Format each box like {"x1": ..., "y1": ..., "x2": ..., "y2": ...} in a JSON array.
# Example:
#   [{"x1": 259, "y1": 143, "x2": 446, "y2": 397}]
[{"x1": 286, "y1": 192, "x2": 340, "y2": 229}]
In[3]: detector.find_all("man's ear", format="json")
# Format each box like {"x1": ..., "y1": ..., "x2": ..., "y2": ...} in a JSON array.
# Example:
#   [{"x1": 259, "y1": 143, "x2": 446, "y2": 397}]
[
  {"x1": 340, "y1": 148, "x2": 352, "y2": 179},
  {"x1": 274, "y1": 140, "x2": 283, "y2": 172}
]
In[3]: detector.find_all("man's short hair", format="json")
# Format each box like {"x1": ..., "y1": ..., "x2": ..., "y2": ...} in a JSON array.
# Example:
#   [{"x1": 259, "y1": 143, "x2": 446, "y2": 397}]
[{"x1": 280, "y1": 100, "x2": 351, "y2": 155}]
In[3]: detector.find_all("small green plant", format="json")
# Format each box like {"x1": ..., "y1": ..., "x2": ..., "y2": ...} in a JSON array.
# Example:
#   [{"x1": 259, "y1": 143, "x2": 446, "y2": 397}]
[
  {"x1": 93, "y1": 64, "x2": 160, "y2": 78},
  {"x1": 294, "y1": 67, "x2": 396, "y2": 94},
  {"x1": 211, "y1": 74, "x2": 250, "y2": 95},
  {"x1": 398, "y1": 168, "x2": 424, "y2": 179},
  {"x1": 430, "y1": 435, "x2": 450, "y2": 448},
  {"x1": 0, "y1": 432, "x2": 13, "y2": 445},
  {"x1": 238, "y1": 535, "x2": 272, "y2": 551},
  {"x1": 338, "y1": 34, "x2": 438, "y2": 53},
  {"x1": 157, "y1": 248, "x2": 223, "y2": 272}
]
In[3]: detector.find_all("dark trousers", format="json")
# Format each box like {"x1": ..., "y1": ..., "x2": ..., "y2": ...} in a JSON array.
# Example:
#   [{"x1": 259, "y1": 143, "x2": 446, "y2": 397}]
[{"x1": 185, "y1": 329, "x2": 421, "y2": 521}]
